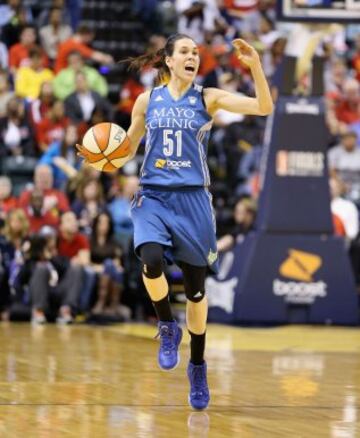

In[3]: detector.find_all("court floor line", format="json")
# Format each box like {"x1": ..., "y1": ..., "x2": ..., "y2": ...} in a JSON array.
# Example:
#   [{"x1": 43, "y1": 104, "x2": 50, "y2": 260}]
[{"x1": 0, "y1": 403, "x2": 358, "y2": 409}]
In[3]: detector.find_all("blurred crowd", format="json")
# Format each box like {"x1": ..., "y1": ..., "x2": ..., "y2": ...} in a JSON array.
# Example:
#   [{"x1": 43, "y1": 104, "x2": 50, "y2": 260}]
[{"x1": 0, "y1": 0, "x2": 359, "y2": 324}]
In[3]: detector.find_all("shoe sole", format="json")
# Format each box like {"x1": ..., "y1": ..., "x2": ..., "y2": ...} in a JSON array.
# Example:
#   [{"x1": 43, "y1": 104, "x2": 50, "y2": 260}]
[
  {"x1": 188, "y1": 395, "x2": 209, "y2": 410},
  {"x1": 158, "y1": 328, "x2": 183, "y2": 372}
]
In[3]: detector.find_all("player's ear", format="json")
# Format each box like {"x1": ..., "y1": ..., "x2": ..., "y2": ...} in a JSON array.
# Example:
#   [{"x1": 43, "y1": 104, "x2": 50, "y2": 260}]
[{"x1": 165, "y1": 56, "x2": 171, "y2": 69}]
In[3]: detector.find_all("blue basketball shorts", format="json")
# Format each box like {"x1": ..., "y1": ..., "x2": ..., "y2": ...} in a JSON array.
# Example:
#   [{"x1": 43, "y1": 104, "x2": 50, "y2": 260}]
[{"x1": 131, "y1": 186, "x2": 219, "y2": 274}]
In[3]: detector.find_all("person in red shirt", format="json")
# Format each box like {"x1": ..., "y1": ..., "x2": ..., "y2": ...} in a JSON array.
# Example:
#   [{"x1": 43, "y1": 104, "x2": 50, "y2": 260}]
[
  {"x1": 58, "y1": 210, "x2": 90, "y2": 260},
  {"x1": 18, "y1": 164, "x2": 70, "y2": 219},
  {"x1": 55, "y1": 24, "x2": 113, "y2": 73},
  {"x1": 56, "y1": 210, "x2": 90, "y2": 322},
  {"x1": 28, "y1": 81, "x2": 56, "y2": 127},
  {"x1": 352, "y1": 34, "x2": 360, "y2": 82},
  {"x1": 24, "y1": 188, "x2": 59, "y2": 233},
  {"x1": 335, "y1": 78, "x2": 360, "y2": 125},
  {"x1": 0, "y1": 176, "x2": 17, "y2": 218},
  {"x1": 115, "y1": 74, "x2": 144, "y2": 129},
  {"x1": 35, "y1": 100, "x2": 69, "y2": 152},
  {"x1": 27, "y1": 211, "x2": 90, "y2": 325},
  {"x1": 9, "y1": 25, "x2": 49, "y2": 72}
]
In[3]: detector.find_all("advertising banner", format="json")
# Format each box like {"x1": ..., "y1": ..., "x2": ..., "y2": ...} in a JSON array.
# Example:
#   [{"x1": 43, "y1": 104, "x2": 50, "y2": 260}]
[
  {"x1": 257, "y1": 96, "x2": 333, "y2": 234},
  {"x1": 207, "y1": 233, "x2": 358, "y2": 325}
]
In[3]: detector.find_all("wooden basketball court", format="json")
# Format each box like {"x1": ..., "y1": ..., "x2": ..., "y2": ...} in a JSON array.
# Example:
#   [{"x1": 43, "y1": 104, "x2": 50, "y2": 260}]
[{"x1": 0, "y1": 323, "x2": 358, "y2": 437}]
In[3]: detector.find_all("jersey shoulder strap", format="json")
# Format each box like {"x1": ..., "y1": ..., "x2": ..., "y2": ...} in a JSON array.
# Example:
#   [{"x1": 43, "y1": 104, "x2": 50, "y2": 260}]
[{"x1": 149, "y1": 85, "x2": 165, "y2": 98}]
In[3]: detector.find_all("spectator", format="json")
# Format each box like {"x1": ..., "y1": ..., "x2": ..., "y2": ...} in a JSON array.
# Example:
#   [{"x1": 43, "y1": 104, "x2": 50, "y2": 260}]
[
  {"x1": 3, "y1": 207, "x2": 29, "y2": 252},
  {"x1": 28, "y1": 81, "x2": 55, "y2": 127},
  {"x1": 0, "y1": 70, "x2": 14, "y2": 118},
  {"x1": 37, "y1": 0, "x2": 71, "y2": 29},
  {"x1": 9, "y1": 25, "x2": 49, "y2": 72},
  {"x1": 0, "y1": 3, "x2": 31, "y2": 49},
  {"x1": 35, "y1": 100, "x2": 69, "y2": 153},
  {"x1": 2, "y1": 207, "x2": 29, "y2": 318},
  {"x1": 0, "y1": 216, "x2": 13, "y2": 321},
  {"x1": 53, "y1": 51, "x2": 108, "y2": 100},
  {"x1": 0, "y1": 41, "x2": 9, "y2": 69},
  {"x1": 39, "y1": 7, "x2": 72, "y2": 63},
  {"x1": 55, "y1": 24, "x2": 113, "y2": 73},
  {"x1": 217, "y1": 197, "x2": 257, "y2": 252},
  {"x1": 325, "y1": 57, "x2": 348, "y2": 96},
  {"x1": 261, "y1": 36, "x2": 287, "y2": 80},
  {"x1": 329, "y1": 177, "x2": 359, "y2": 242},
  {"x1": 90, "y1": 211, "x2": 127, "y2": 318},
  {"x1": 202, "y1": 44, "x2": 234, "y2": 89},
  {"x1": 24, "y1": 188, "x2": 59, "y2": 233},
  {"x1": 0, "y1": 176, "x2": 17, "y2": 218},
  {"x1": 72, "y1": 177, "x2": 106, "y2": 235},
  {"x1": 0, "y1": 96, "x2": 34, "y2": 157},
  {"x1": 64, "y1": 71, "x2": 113, "y2": 123},
  {"x1": 334, "y1": 78, "x2": 360, "y2": 126},
  {"x1": 108, "y1": 175, "x2": 139, "y2": 249},
  {"x1": 116, "y1": 73, "x2": 144, "y2": 129},
  {"x1": 351, "y1": 33, "x2": 360, "y2": 82},
  {"x1": 175, "y1": 0, "x2": 225, "y2": 44},
  {"x1": 328, "y1": 131, "x2": 360, "y2": 204},
  {"x1": 21, "y1": 231, "x2": 85, "y2": 325},
  {"x1": 15, "y1": 46, "x2": 54, "y2": 100},
  {"x1": 56, "y1": 211, "x2": 91, "y2": 322},
  {"x1": 66, "y1": 166, "x2": 105, "y2": 202},
  {"x1": 18, "y1": 164, "x2": 70, "y2": 219},
  {"x1": 39, "y1": 123, "x2": 81, "y2": 189}
]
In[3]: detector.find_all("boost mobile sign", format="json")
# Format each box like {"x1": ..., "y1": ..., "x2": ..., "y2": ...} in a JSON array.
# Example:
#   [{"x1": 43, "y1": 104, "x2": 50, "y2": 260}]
[{"x1": 273, "y1": 249, "x2": 328, "y2": 305}]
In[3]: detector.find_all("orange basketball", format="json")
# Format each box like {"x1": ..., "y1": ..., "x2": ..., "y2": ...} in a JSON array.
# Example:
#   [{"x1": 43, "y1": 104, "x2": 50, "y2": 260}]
[{"x1": 80, "y1": 122, "x2": 131, "y2": 172}]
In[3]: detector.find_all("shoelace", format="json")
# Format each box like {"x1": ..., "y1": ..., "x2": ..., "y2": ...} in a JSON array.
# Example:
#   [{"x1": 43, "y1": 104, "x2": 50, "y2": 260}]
[
  {"x1": 191, "y1": 366, "x2": 207, "y2": 394},
  {"x1": 154, "y1": 326, "x2": 176, "y2": 352}
]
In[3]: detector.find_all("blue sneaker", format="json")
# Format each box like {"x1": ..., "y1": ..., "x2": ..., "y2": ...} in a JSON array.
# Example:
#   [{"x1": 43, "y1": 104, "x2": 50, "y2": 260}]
[
  {"x1": 155, "y1": 321, "x2": 183, "y2": 370},
  {"x1": 187, "y1": 361, "x2": 210, "y2": 410}
]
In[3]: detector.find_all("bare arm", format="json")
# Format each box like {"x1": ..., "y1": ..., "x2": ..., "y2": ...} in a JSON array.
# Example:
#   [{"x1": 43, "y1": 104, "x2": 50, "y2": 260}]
[
  {"x1": 91, "y1": 51, "x2": 114, "y2": 65},
  {"x1": 125, "y1": 90, "x2": 150, "y2": 160},
  {"x1": 76, "y1": 90, "x2": 149, "y2": 166},
  {"x1": 205, "y1": 39, "x2": 273, "y2": 117}
]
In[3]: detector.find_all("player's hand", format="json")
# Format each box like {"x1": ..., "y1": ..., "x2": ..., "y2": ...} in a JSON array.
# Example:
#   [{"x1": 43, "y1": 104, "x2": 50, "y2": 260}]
[
  {"x1": 75, "y1": 143, "x2": 90, "y2": 164},
  {"x1": 232, "y1": 38, "x2": 260, "y2": 69}
]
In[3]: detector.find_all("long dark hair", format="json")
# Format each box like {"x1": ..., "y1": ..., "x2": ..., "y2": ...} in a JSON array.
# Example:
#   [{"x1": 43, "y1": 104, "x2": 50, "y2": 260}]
[
  {"x1": 91, "y1": 211, "x2": 114, "y2": 243},
  {"x1": 125, "y1": 33, "x2": 195, "y2": 84}
]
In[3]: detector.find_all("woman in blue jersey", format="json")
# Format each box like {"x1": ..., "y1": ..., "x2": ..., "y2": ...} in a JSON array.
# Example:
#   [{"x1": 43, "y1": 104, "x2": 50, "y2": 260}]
[{"x1": 78, "y1": 34, "x2": 273, "y2": 410}]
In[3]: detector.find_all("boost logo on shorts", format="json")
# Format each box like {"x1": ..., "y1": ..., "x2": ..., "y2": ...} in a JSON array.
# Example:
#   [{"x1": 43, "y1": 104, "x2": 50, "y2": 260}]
[
  {"x1": 273, "y1": 249, "x2": 327, "y2": 304},
  {"x1": 155, "y1": 158, "x2": 192, "y2": 170}
]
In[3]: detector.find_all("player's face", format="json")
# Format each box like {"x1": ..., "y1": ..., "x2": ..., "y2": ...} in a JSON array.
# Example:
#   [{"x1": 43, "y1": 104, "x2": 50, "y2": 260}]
[{"x1": 167, "y1": 38, "x2": 200, "y2": 82}]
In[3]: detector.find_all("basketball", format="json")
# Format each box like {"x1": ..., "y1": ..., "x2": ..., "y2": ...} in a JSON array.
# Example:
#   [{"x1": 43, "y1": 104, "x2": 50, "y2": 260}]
[{"x1": 80, "y1": 122, "x2": 131, "y2": 172}]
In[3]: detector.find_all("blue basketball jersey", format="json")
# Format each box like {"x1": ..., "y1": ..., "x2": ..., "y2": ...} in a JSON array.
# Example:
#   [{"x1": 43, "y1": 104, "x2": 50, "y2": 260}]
[{"x1": 140, "y1": 83, "x2": 212, "y2": 187}]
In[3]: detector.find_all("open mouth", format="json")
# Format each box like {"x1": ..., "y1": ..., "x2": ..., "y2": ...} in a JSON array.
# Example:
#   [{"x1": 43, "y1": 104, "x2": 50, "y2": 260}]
[{"x1": 185, "y1": 66, "x2": 195, "y2": 72}]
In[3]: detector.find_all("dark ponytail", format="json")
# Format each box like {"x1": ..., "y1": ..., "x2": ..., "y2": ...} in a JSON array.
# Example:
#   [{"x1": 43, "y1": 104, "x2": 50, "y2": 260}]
[{"x1": 123, "y1": 33, "x2": 195, "y2": 85}]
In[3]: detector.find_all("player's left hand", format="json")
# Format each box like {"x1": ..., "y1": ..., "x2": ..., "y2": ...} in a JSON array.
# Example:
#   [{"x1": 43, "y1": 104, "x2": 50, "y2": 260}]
[
  {"x1": 75, "y1": 143, "x2": 90, "y2": 164},
  {"x1": 232, "y1": 39, "x2": 260, "y2": 69}
]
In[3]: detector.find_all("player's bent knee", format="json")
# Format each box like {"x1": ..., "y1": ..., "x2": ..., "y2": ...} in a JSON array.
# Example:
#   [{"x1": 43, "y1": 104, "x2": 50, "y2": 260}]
[
  {"x1": 186, "y1": 289, "x2": 206, "y2": 303},
  {"x1": 142, "y1": 262, "x2": 163, "y2": 279},
  {"x1": 140, "y1": 243, "x2": 164, "y2": 279}
]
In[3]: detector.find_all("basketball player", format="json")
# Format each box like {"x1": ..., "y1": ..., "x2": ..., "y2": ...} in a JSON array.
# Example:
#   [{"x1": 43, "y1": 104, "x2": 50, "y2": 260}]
[{"x1": 77, "y1": 34, "x2": 273, "y2": 410}]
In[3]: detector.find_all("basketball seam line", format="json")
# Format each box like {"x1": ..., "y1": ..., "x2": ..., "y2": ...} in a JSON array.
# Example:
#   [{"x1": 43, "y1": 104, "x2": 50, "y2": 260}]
[{"x1": 91, "y1": 124, "x2": 113, "y2": 168}]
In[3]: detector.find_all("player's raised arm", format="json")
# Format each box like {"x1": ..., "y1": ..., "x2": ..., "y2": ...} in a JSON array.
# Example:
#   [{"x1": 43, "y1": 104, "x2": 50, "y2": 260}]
[
  {"x1": 126, "y1": 90, "x2": 151, "y2": 160},
  {"x1": 205, "y1": 39, "x2": 274, "y2": 117}
]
